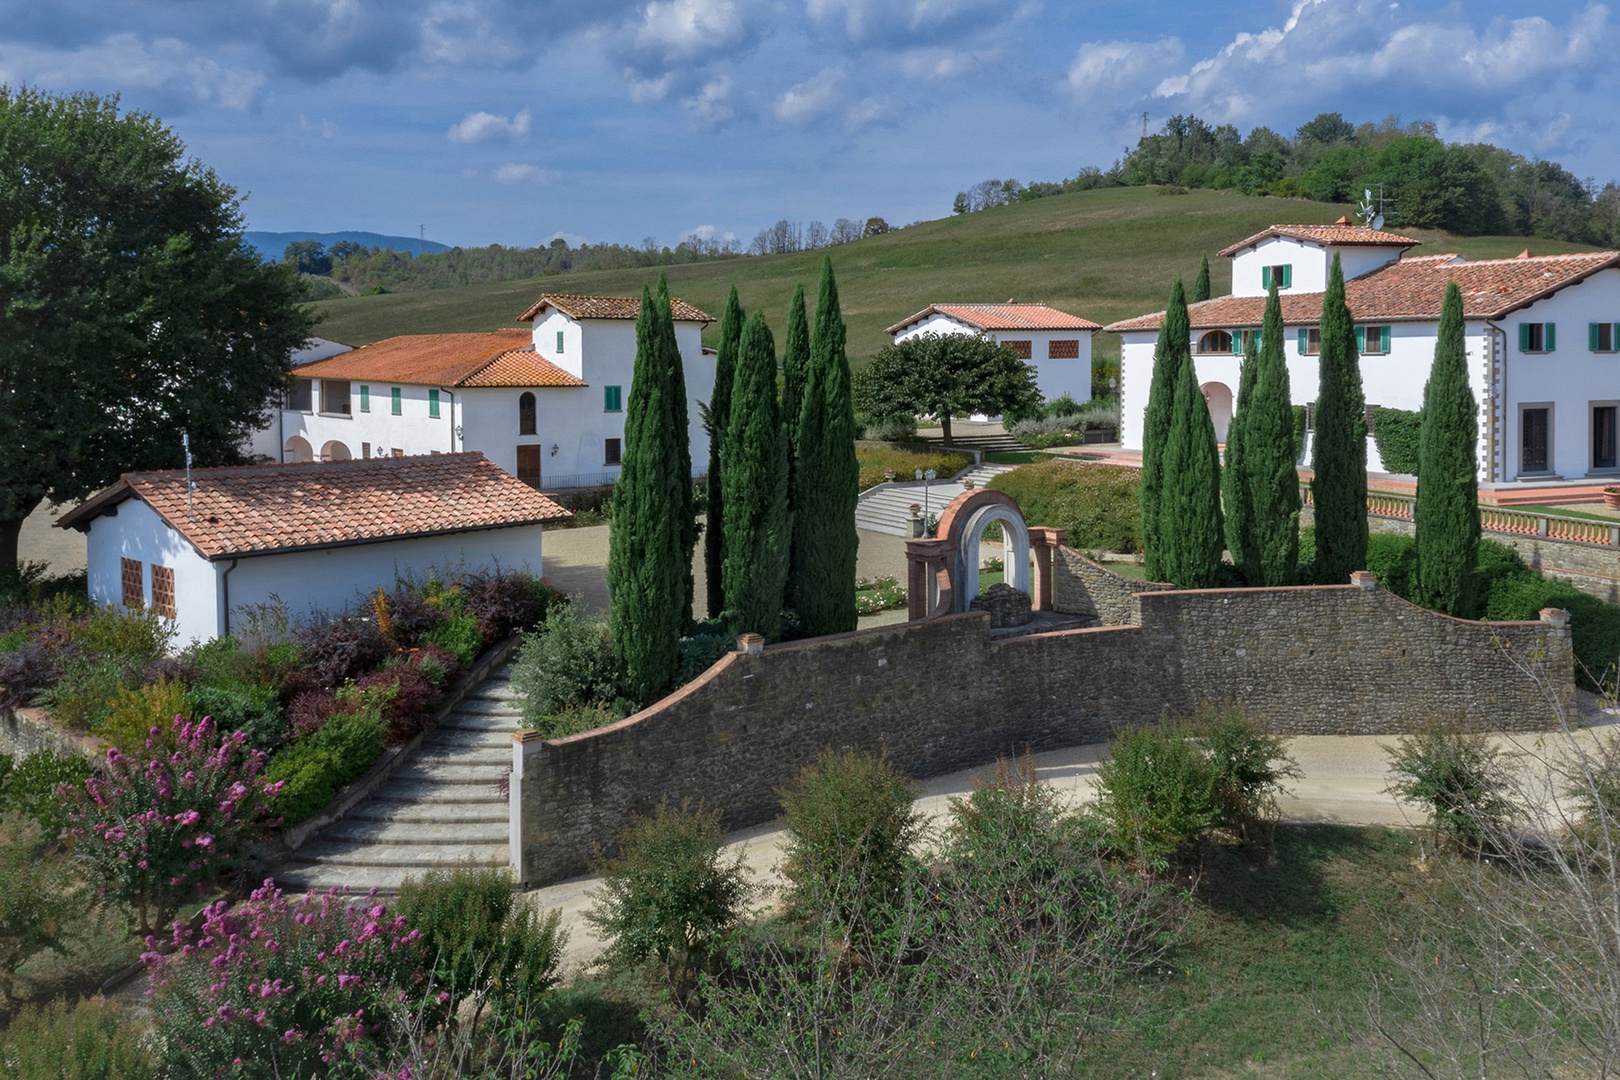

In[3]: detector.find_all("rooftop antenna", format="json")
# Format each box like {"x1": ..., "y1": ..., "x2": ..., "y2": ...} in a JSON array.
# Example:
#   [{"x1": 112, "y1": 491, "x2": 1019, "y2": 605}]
[
  {"x1": 1358, "y1": 185, "x2": 1389, "y2": 230},
  {"x1": 182, "y1": 432, "x2": 196, "y2": 522}
]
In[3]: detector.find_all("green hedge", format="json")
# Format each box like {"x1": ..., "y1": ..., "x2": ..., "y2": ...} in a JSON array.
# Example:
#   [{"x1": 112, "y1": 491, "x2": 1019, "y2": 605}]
[
  {"x1": 1370, "y1": 407, "x2": 1422, "y2": 474},
  {"x1": 264, "y1": 712, "x2": 384, "y2": 824},
  {"x1": 987, "y1": 460, "x2": 1141, "y2": 554}
]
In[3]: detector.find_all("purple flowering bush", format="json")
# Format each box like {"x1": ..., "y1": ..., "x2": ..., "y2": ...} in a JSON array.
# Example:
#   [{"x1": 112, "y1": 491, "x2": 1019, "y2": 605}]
[
  {"x1": 145, "y1": 879, "x2": 426, "y2": 1079},
  {"x1": 67, "y1": 714, "x2": 283, "y2": 934}
]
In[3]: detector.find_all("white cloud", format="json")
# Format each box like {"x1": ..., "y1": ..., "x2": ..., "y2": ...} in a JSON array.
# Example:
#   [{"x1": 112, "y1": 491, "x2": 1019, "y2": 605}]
[
  {"x1": 549, "y1": 230, "x2": 590, "y2": 246},
  {"x1": 1066, "y1": 37, "x2": 1185, "y2": 105},
  {"x1": 491, "y1": 163, "x2": 558, "y2": 184},
  {"x1": 634, "y1": 0, "x2": 745, "y2": 59},
  {"x1": 775, "y1": 66, "x2": 843, "y2": 124},
  {"x1": 0, "y1": 34, "x2": 266, "y2": 111},
  {"x1": 845, "y1": 95, "x2": 893, "y2": 132},
  {"x1": 300, "y1": 115, "x2": 338, "y2": 138},
  {"x1": 895, "y1": 45, "x2": 997, "y2": 80},
  {"x1": 627, "y1": 71, "x2": 674, "y2": 102},
  {"x1": 683, "y1": 76, "x2": 735, "y2": 131},
  {"x1": 447, "y1": 106, "x2": 533, "y2": 143}
]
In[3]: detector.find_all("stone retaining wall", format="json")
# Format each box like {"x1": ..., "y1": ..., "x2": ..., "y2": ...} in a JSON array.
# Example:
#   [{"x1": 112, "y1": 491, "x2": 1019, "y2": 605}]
[
  {"x1": 1052, "y1": 548, "x2": 1175, "y2": 624},
  {"x1": 0, "y1": 706, "x2": 103, "y2": 762},
  {"x1": 511, "y1": 570, "x2": 1572, "y2": 886}
]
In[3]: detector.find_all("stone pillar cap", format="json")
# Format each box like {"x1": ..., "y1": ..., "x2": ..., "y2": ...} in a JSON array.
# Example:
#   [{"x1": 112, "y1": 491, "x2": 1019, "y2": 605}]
[
  {"x1": 1540, "y1": 607, "x2": 1572, "y2": 628},
  {"x1": 737, "y1": 633, "x2": 766, "y2": 657},
  {"x1": 1349, "y1": 571, "x2": 1378, "y2": 590}
]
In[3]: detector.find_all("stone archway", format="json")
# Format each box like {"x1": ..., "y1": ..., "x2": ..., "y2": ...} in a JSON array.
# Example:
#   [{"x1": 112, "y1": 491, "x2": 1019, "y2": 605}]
[
  {"x1": 951, "y1": 503, "x2": 1031, "y2": 612},
  {"x1": 906, "y1": 489, "x2": 1065, "y2": 621},
  {"x1": 1202, "y1": 381, "x2": 1234, "y2": 443},
  {"x1": 284, "y1": 436, "x2": 314, "y2": 463},
  {"x1": 320, "y1": 439, "x2": 352, "y2": 462}
]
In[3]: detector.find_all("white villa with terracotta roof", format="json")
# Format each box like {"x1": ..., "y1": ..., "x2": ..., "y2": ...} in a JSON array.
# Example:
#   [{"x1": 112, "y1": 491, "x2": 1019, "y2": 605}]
[
  {"x1": 266, "y1": 293, "x2": 716, "y2": 491},
  {"x1": 56, "y1": 453, "x2": 570, "y2": 647},
  {"x1": 1108, "y1": 221, "x2": 1620, "y2": 485},
  {"x1": 886, "y1": 302, "x2": 1100, "y2": 405}
]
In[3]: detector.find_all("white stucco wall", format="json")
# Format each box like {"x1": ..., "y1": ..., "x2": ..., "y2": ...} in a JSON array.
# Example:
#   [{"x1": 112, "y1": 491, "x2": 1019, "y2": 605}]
[
  {"x1": 82, "y1": 500, "x2": 229, "y2": 647},
  {"x1": 284, "y1": 380, "x2": 456, "y2": 464},
  {"x1": 1229, "y1": 238, "x2": 1402, "y2": 297},
  {"x1": 892, "y1": 317, "x2": 1094, "y2": 406}
]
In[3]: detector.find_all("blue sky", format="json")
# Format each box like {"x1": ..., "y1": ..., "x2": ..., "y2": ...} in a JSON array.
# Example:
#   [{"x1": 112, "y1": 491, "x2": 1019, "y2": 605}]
[{"x1": 3, "y1": 1, "x2": 1615, "y2": 248}]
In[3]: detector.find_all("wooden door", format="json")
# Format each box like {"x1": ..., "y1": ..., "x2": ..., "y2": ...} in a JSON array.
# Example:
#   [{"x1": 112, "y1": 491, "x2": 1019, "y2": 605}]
[
  {"x1": 1522, "y1": 408, "x2": 1549, "y2": 474},
  {"x1": 516, "y1": 445, "x2": 541, "y2": 488}
]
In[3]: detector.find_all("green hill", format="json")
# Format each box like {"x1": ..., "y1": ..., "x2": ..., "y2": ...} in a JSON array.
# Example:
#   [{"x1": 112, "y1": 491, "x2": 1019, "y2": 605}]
[{"x1": 308, "y1": 187, "x2": 1600, "y2": 363}]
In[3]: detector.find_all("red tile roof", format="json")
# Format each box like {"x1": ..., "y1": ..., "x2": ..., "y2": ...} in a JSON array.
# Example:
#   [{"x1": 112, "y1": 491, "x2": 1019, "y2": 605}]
[
  {"x1": 1105, "y1": 251, "x2": 1620, "y2": 333},
  {"x1": 885, "y1": 302, "x2": 1101, "y2": 335},
  {"x1": 517, "y1": 293, "x2": 713, "y2": 323},
  {"x1": 56, "y1": 453, "x2": 571, "y2": 560},
  {"x1": 289, "y1": 331, "x2": 586, "y2": 388},
  {"x1": 1218, "y1": 222, "x2": 1419, "y2": 257}
]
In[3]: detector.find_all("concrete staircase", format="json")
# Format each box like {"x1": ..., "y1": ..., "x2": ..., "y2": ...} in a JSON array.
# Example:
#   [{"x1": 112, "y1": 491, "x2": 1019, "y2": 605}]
[
  {"x1": 856, "y1": 463, "x2": 1018, "y2": 537},
  {"x1": 923, "y1": 431, "x2": 1026, "y2": 455},
  {"x1": 276, "y1": 666, "x2": 519, "y2": 894}
]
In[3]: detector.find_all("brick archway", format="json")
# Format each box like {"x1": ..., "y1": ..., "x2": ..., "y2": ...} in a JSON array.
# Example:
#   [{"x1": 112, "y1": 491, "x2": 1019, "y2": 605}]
[{"x1": 906, "y1": 489, "x2": 1065, "y2": 620}]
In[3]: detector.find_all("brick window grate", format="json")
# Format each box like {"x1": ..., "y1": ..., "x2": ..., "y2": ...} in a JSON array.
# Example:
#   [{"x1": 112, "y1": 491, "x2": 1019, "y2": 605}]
[
  {"x1": 151, "y1": 565, "x2": 176, "y2": 618},
  {"x1": 121, "y1": 557, "x2": 143, "y2": 608},
  {"x1": 1004, "y1": 339, "x2": 1033, "y2": 359},
  {"x1": 1048, "y1": 339, "x2": 1080, "y2": 359}
]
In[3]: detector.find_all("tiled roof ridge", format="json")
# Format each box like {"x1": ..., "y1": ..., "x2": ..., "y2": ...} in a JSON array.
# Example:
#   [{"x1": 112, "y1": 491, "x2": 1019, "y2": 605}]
[
  {"x1": 1218, "y1": 223, "x2": 1420, "y2": 256},
  {"x1": 885, "y1": 301, "x2": 1101, "y2": 334},
  {"x1": 1455, "y1": 250, "x2": 1620, "y2": 267},
  {"x1": 517, "y1": 293, "x2": 713, "y2": 323},
  {"x1": 119, "y1": 450, "x2": 489, "y2": 485}
]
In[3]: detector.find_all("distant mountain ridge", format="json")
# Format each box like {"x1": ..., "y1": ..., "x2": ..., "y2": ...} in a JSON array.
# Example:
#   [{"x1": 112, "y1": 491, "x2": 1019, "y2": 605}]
[{"x1": 242, "y1": 230, "x2": 452, "y2": 260}]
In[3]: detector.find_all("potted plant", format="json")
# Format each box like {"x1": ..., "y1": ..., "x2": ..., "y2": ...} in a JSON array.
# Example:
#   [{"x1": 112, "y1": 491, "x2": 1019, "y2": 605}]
[
  {"x1": 884, "y1": 467, "x2": 896, "y2": 482},
  {"x1": 963, "y1": 478, "x2": 976, "y2": 490},
  {"x1": 1604, "y1": 485, "x2": 1620, "y2": 510},
  {"x1": 908, "y1": 502, "x2": 924, "y2": 537}
]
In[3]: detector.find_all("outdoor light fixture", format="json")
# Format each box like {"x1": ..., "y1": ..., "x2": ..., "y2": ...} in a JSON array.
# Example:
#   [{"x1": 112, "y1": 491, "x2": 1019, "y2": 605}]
[{"x1": 550, "y1": 444, "x2": 559, "y2": 457}]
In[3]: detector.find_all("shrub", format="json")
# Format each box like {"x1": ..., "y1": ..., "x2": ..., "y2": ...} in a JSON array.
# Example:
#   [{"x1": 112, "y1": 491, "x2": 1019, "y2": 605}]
[
  {"x1": 1484, "y1": 572, "x2": 1620, "y2": 691},
  {"x1": 185, "y1": 636, "x2": 249, "y2": 688},
  {"x1": 852, "y1": 443, "x2": 971, "y2": 490},
  {"x1": 355, "y1": 663, "x2": 445, "y2": 747},
  {"x1": 263, "y1": 709, "x2": 385, "y2": 825},
  {"x1": 5, "y1": 751, "x2": 93, "y2": 841},
  {"x1": 425, "y1": 613, "x2": 483, "y2": 670},
  {"x1": 399, "y1": 642, "x2": 458, "y2": 688},
  {"x1": 1384, "y1": 721, "x2": 1513, "y2": 851},
  {"x1": 1093, "y1": 722, "x2": 1215, "y2": 860},
  {"x1": 0, "y1": 816, "x2": 79, "y2": 1003},
  {"x1": 286, "y1": 688, "x2": 343, "y2": 741},
  {"x1": 778, "y1": 748, "x2": 922, "y2": 941},
  {"x1": 297, "y1": 613, "x2": 389, "y2": 688},
  {"x1": 68, "y1": 715, "x2": 282, "y2": 934},
  {"x1": 68, "y1": 605, "x2": 174, "y2": 669},
  {"x1": 464, "y1": 571, "x2": 559, "y2": 643},
  {"x1": 381, "y1": 587, "x2": 444, "y2": 648},
  {"x1": 99, "y1": 679, "x2": 191, "y2": 755},
  {"x1": 585, "y1": 799, "x2": 751, "y2": 1001},
  {"x1": 988, "y1": 460, "x2": 1142, "y2": 554},
  {"x1": 855, "y1": 575, "x2": 908, "y2": 616},
  {"x1": 396, "y1": 864, "x2": 565, "y2": 1030},
  {"x1": 1364, "y1": 532, "x2": 1419, "y2": 600},
  {"x1": 0, "y1": 996, "x2": 157, "y2": 1080},
  {"x1": 511, "y1": 602, "x2": 628, "y2": 726},
  {"x1": 677, "y1": 623, "x2": 735, "y2": 683},
  {"x1": 0, "y1": 640, "x2": 62, "y2": 709},
  {"x1": 146, "y1": 879, "x2": 424, "y2": 1079},
  {"x1": 1371, "y1": 406, "x2": 1423, "y2": 473},
  {"x1": 1568, "y1": 730, "x2": 1620, "y2": 845},
  {"x1": 529, "y1": 704, "x2": 624, "y2": 740},
  {"x1": 1195, "y1": 706, "x2": 1301, "y2": 842},
  {"x1": 37, "y1": 657, "x2": 127, "y2": 733},
  {"x1": 186, "y1": 682, "x2": 285, "y2": 754},
  {"x1": 854, "y1": 414, "x2": 918, "y2": 442}
]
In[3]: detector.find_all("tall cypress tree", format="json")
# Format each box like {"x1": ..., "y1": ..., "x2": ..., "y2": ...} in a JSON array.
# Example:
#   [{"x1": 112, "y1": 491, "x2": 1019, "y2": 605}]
[
  {"x1": 1414, "y1": 281, "x2": 1480, "y2": 617},
  {"x1": 1244, "y1": 281, "x2": 1300, "y2": 585},
  {"x1": 793, "y1": 257, "x2": 860, "y2": 637},
  {"x1": 1140, "y1": 279, "x2": 1190, "y2": 582},
  {"x1": 1312, "y1": 254, "x2": 1369, "y2": 584},
  {"x1": 1222, "y1": 329, "x2": 1260, "y2": 576},
  {"x1": 1159, "y1": 340, "x2": 1225, "y2": 589},
  {"x1": 608, "y1": 283, "x2": 685, "y2": 703},
  {"x1": 703, "y1": 287, "x2": 743, "y2": 620},
  {"x1": 780, "y1": 284, "x2": 811, "y2": 612},
  {"x1": 655, "y1": 273, "x2": 698, "y2": 626},
  {"x1": 1193, "y1": 254, "x2": 1212, "y2": 303},
  {"x1": 721, "y1": 310, "x2": 790, "y2": 637}
]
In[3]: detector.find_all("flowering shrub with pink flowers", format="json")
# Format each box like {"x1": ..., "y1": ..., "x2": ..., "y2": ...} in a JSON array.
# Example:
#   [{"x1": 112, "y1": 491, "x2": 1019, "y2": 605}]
[
  {"x1": 66, "y1": 713, "x2": 283, "y2": 934},
  {"x1": 145, "y1": 879, "x2": 426, "y2": 1079}
]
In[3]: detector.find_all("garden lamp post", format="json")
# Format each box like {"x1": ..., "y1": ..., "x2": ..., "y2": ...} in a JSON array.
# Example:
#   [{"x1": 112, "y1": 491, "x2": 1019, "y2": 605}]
[{"x1": 915, "y1": 468, "x2": 937, "y2": 534}]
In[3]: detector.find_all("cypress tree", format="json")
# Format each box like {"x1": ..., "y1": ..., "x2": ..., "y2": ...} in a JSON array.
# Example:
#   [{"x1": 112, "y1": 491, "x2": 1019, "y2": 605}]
[
  {"x1": 1222, "y1": 329, "x2": 1260, "y2": 577},
  {"x1": 1140, "y1": 279, "x2": 1190, "y2": 582},
  {"x1": 655, "y1": 273, "x2": 698, "y2": 626},
  {"x1": 1244, "y1": 281, "x2": 1300, "y2": 585},
  {"x1": 721, "y1": 310, "x2": 790, "y2": 637},
  {"x1": 1193, "y1": 254, "x2": 1212, "y2": 303},
  {"x1": 1158, "y1": 338, "x2": 1225, "y2": 589},
  {"x1": 793, "y1": 257, "x2": 860, "y2": 636},
  {"x1": 1414, "y1": 281, "x2": 1480, "y2": 617},
  {"x1": 780, "y1": 284, "x2": 811, "y2": 611},
  {"x1": 703, "y1": 287, "x2": 743, "y2": 619},
  {"x1": 608, "y1": 283, "x2": 685, "y2": 703},
  {"x1": 1312, "y1": 254, "x2": 1369, "y2": 584}
]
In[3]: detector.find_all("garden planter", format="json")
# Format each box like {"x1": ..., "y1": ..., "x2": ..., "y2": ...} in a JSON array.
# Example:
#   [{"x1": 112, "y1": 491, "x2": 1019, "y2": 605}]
[
  {"x1": 910, "y1": 519, "x2": 925, "y2": 537},
  {"x1": 1604, "y1": 489, "x2": 1620, "y2": 510}
]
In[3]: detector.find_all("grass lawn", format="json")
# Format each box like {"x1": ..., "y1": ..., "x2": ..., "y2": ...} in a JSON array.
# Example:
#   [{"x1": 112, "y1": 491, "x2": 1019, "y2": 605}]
[
  {"x1": 1100, "y1": 559, "x2": 1150, "y2": 581},
  {"x1": 985, "y1": 451, "x2": 1056, "y2": 465},
  {"x1": 855, "y1": 443, "x2": 973, "y2": 490}
]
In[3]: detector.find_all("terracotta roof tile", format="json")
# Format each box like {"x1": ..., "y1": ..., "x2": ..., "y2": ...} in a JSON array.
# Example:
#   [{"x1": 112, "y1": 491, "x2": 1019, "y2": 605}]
[
  {"x1": 885, "y1": 302, "x2": 1101, "y2": 335},
  {"x1": 1217, "y1": 223, "x2": 1420, "y2": 257},
  {"x1": 516, "y1": 293, "x2": 713, "y2": 323},
  {"x1": 1104, "y1": 251, "x2": 1620, "y2": 333},
  {"x1": 56, "y1": 453, "x2": 570, "y2": 560},
  {"x1": 290, "y1": 331, "x2": 556, "y2": 387},
  {"x1": 459, "y1": 350, "x2": 586, "y2": 388}
]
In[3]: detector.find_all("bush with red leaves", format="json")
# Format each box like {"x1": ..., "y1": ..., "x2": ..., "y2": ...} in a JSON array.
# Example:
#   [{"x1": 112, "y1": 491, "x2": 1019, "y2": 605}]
[
  {"x1": 296, "y1": 614, "x2": 388, "y2": 689},
  {"x1": 0, "y1": 640, "x2": 70, "y2": 708},
  {"x1": 381, "y1": 588, "x2": 445, "y2": 649},
  {"x1": 464, "y1": 572, "x2": 561, "y2": 643},
  {"x1": 287, "y1": 690, "x2": 344, "y2": 741},
  {"x1": 356, "y1": 663, "x2": 446, "y2": 747}
]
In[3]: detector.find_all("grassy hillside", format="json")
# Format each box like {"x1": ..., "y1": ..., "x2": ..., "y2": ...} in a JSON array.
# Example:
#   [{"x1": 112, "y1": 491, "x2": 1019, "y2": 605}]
[{"x1": 309, "y1": 187, "x2": 1599, "y2": 362}]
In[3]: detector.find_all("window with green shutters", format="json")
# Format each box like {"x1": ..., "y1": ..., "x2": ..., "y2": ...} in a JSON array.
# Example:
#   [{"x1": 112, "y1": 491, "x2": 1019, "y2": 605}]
[
  {"x1": 556, "y1": 331, "x2": 565, "y2": 353},
  {"x1": 1262, "y1": 264, "x2": 1293, "y2": 289},
  {"x1": 1355, "y1": 326, "x2": 1391, "y2": 354},
  {"x1": 1298, "y1": 328, "x2": 1321, "y2": 354},
  {"x1": 1233, "y1": 328, "x2": 1261, "y2": 352},
  {"x1": 1520, "y1": 323, "x2": 1556, "y2": 353},
  {"x1": 429, "y1": 388, "x2": 440, "y2": 418},
  {"x1": 391, "y1": 387, "x2": 402, "y2": 415},
  {"x1": 604, "y1": 385, "x2": 622, "y2": 412},
  {"x1": 1590, "y1": 323, "x2": 1620, "y2": 352},
  {"x1": 359, "y1": 385, "x2": 370, "y2": 412}
]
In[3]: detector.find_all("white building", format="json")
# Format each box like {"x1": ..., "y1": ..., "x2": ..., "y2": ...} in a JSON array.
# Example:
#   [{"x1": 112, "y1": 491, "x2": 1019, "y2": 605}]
[
  {"x1": 55, "y1": 453, "x2": 570, "y2": 647},
  {"x1": 1107, "y1": 220, "x2": 1620, "y2": 483},
  {"x1": 267, "y1": 294, "x2": 715, "y2": 490},
  {"x1": 884, "y1": 302, "x2": 1100, "y2": 405}
]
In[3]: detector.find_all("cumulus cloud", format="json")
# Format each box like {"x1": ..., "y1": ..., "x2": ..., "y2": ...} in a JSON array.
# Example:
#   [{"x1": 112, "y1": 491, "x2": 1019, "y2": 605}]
[
  {"x1": 844, "y1": 95, "x2": 893, "y2": 132},
  {"x1": 1066, "y1": 37, "x2": 1185, "y2": 106},
  {"x1": 683, "y1": 76, "x2": 736, "y2": 131},
  {"x1": 803, "y1": 0, "x2": 1022, "y2": 42},
  {"x1": 894, "y1": 45, "x2": 998, "y2": 80},
  {"x1": 634, "y1": 0, "x2": 746, "y2": 59},
  {"x1": 447, "y1": 106, "x2": 532, "y2": 142},
  {"x1": 491, "y1": 163, "x2": 558, "y2": 184},
  {"x1": 775, "y1": 66, "x2": 843, "y2": 124},
  {"x1": 0, "y1": 33, "x2": 266, "y2": 110},
  {"x1": 300, "y1": 114, "x2": 338, "y2": 138}
]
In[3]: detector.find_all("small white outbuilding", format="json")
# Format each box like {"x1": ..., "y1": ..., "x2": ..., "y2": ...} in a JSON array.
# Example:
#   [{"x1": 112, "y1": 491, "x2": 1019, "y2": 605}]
[
  {"x1": 884, "y1": 302, "x2": 1101, "y2": 406},
  {"x1": 56, "y1": 452, "x2": 571, "y2": 647}
]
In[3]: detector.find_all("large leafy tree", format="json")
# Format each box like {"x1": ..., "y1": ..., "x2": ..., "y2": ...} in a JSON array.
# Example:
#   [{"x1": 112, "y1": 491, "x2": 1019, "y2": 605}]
[
  {"x1": 1414, "y1": 282, "x2": 1480, "y2": 616},
  {"x1": 1140, "y1": 279, "x2": 1190, "y2": 582},
  {"x1": 721, "y1": 310, "x2": 790, "y2": 637},
  {"x1": 791, "y1": 257, "x2": 859, "y2": 637},
  {"x1": 853, "y1": 333, "x2": 1038, "y2": 445},
  {"x1": 1158, "y1": 335, "x2": 1225, "y2": 589},
  {"x1": 0, "y1": 88, "x2": 313, "y2": 572},
  {"x1": 703, "y1": 287, "x2": 744, "y2": 620},
  {"x1": 1241, "y1": 282, "x2": 1300, "y2": 585},
  {"x1": 1311, "y1": 254, "x2": 1369, "y2": 584},
  {"x1": 609, "y1": 283, "x2": 688, "y2": 702}
]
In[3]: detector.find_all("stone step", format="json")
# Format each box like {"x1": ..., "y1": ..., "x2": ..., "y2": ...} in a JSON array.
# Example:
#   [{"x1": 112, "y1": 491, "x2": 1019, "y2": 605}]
[
  {"x1": 426, "y1": 726, "x2": 514, "y2": 750},
  {"x1": 391, "y1": 761, "x2": 508, "y2": 786},
  {"x1": 438, "y1": 711, "x2": 522, "y2": 734},
  {"x1": 369, "y1": 779, "x2": 507, "y2": 805},
  {"x1": 452, "y1": 697, "x2": 524, "y2": 716},
  {"x1": 349, "y1": 801, "x2": 507, "y2": 825},
  {"x1": 283, "y1": 840, "x2": 509, "y2": 871},
  {"x1": 319, "y1": 818, "x2": 508, "y2": 847}
]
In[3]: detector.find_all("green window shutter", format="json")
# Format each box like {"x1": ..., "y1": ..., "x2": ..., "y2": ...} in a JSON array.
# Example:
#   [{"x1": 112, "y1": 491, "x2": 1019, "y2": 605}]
[
  {"x1": 1379, "y1": 326, "x2": 1391, "y2": 353},
  {"x1": 1232, "y1": 329, "x2": 1243, "y2": 352},
  {"x1": 1283, "y1": 264, "x2": 1293, "y2": 288},
  {"x1": 429, "y1": 389, "x2": 440, "y2": 418},
  {"x1": 556, "y1": 331, "x2": 565, "y2": 353},
  {"x1": 1546, "y1": 323, "x2": 1556, "y2": 352},
  {"x1": 1613, "y1": 323, "x2": 1619, "y2": 350},
  {"x1": 1254, "y1": 330, "x2": 1262, "y2": 352},
  {"x1": 604, "y1": 385, "x2": 622, "y2": 411},
  {"x1": 1519, "y1": 324, "x2": 1531, "y2": 351},
  {"x1": 1355, "y1": 326, "x2": 1365, "y2": 351},
  {"x1": 1261, "y1": 266, "x2": 1271, "y2": 289},
  {"x1": 359, "y1": 385, "x2": 369, "y2": 412},
  {"x1": 1297, "y1": 328, "x2": 1308, "y2": 352},
  {"x1": 1592, "y1": 322, "x2": 1601, "y2": 351},
  {"x1": 391, "y1": 387, "x2": 402, "y2": 415}
]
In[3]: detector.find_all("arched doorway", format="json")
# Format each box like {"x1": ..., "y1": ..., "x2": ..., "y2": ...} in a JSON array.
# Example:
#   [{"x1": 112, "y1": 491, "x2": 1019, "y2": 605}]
[
  {"x1": 284, "y1": 436, "x2": 314, "y2": 463},
  {"x1": 952, "y1": 503, "x2": 1031, "y2": 612},
  {"x1": 1202, "y1": 381, "x2": 1234, "y2": 443},
  {"x1": 320, "y1": 440, "x2": 352, "y2": 462}
]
